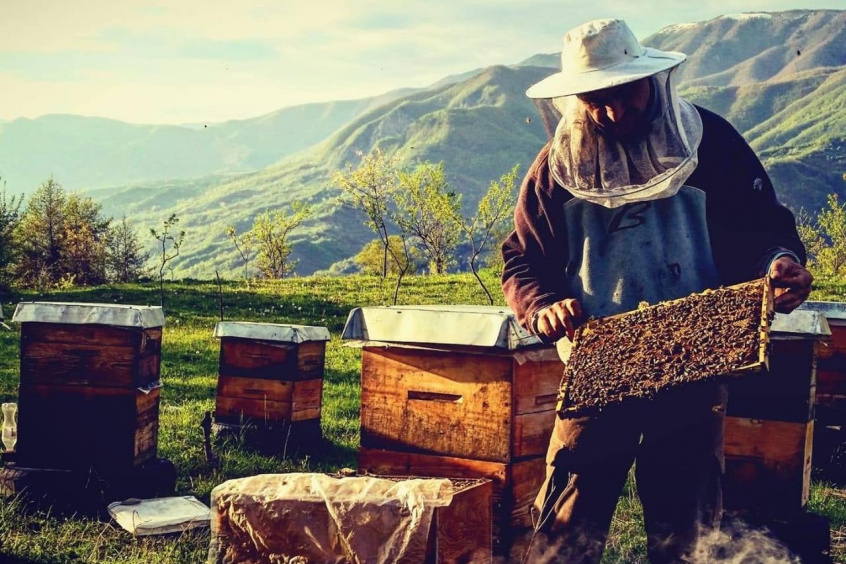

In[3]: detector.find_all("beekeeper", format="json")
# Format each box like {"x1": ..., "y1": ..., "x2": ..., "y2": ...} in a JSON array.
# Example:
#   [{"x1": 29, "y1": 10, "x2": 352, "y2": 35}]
[{"x1": 501, "y1": 18, "x2": 812, "y2": 563}]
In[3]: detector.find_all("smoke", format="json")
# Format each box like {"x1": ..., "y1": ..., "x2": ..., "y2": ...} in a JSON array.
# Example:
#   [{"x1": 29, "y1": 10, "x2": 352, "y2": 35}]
[{"x1": 685, "y1": 521, "x2": 800, "y2": 564}]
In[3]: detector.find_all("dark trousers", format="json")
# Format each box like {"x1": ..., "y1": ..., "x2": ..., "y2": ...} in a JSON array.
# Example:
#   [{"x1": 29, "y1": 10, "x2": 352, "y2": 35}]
[{"x1": 527, "y1": 382, "x2": 727, "y2": 564}]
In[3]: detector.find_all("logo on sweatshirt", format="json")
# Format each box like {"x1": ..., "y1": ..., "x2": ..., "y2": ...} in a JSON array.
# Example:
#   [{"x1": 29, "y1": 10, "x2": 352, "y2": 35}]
[{"x1": 753, "y1": 178, "x2": 763, "y2": 191}]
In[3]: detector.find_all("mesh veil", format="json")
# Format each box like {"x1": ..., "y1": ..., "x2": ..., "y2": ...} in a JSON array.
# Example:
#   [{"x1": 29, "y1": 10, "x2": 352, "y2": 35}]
[{"x1": 548, "y1": 69, "x2": 702, "y2": 208}]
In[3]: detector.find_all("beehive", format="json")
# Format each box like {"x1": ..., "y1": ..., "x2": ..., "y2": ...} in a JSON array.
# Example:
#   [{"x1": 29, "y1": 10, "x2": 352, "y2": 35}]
[
  {"x1": 343, "y1": 305, "x2": 561, "y2": 551},
  {"x1": 212, "y1": 322, "x2": 329, "y2": 448},
  {"x1": 209, "y1": 474, "x2": 493, "y2": 563},
  {"x1": 725, "y1": 309, "x2": 830, "y2": 519},
  {"x1": 12, "y1": 302, "x2": 164, "y2": 470}
]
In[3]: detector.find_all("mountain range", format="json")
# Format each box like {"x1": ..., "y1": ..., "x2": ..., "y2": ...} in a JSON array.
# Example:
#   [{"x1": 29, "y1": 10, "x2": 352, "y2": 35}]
[{"x1": 2, "y1": 9, "x2": 844, "y2": 277}]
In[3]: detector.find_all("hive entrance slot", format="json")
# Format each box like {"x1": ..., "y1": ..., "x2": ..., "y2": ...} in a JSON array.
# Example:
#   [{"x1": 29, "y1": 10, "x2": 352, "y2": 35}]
[{"x1": 407, "y1": 391, "x2": 464, "y2": 404}]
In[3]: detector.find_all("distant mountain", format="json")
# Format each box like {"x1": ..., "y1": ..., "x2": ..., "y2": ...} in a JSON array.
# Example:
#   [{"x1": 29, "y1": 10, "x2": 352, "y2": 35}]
[
  {"x1": 15, "y1": 9, "x2": 846, "y2": 278},
  {"x1": 644, "y1": 9, "x2": 846, "y2": 212},
  {"x1": 0, "y1": 89, "x2": 415, "y2": 194}
]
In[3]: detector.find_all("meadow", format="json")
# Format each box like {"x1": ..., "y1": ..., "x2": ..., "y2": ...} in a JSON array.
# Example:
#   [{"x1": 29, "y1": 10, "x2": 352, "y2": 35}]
[{"x1": 0, "y1": 272, "x2": 845, "y2": 563}]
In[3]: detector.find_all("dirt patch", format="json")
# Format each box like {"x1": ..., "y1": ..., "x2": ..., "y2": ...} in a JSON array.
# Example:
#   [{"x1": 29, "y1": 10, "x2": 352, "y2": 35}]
[{"x1": 560, "y1": 279, "x2": 770, "y2": 415}]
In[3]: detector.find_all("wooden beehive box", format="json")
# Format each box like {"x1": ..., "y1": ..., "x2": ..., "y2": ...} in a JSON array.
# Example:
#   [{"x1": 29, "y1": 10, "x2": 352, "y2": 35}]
[
  {"x1": 343, "y1": 305, "x2": 561, "y2": 552},
  {"x1": 213, "y1": 322, "x2": 329, "y2": 442},
  {"x1": 795, "y1": 301, "x2": 846, "y2": 424},
  {"x1": 12, "y1": 302, "x2": 164, "y2": 470},
  {"x1": 724, "y1": 309, "x2": 829, "y2": 520},
  {"x1": 209, "y1": 473, "x2": 493, "y2": 563}
]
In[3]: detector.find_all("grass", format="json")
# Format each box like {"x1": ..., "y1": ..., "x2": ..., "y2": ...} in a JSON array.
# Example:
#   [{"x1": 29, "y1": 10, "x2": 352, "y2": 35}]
[{"x1": 0, "y1": 272, "x2": 844, "y2": 563}]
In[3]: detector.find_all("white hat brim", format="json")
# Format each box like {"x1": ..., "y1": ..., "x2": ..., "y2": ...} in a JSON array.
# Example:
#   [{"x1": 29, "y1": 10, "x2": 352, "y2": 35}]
[{"x1": 526, "y1": 48, "x2": 686, "y2": 99}]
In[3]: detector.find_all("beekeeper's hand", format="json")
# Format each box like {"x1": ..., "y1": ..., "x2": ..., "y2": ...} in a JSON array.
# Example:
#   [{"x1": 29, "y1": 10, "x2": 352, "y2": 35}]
[
  {"x1": 533, "y1": 299, "x2": 583, "y2": 342},
  {"x1": 769, "y1": 256, "x2": 813, "y2": 313}
]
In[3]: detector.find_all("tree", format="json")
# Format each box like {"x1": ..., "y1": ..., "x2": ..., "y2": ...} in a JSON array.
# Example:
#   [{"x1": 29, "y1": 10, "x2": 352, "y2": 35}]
[
  {"x1": 354, "y1": 236, "x2": 422, "y2": 276},
  {"x1": 226, "y1": 225, "x2": 255, "y2": 284},
  {"x1": 333, "y1": 149, "x2": 401, "y2": 278},
  {"x1": 799, "y1": 194, "x2": 846, "y2": 276},
  {"x1": 394, "y1": 162, "x2": 462, "y2": 274},
  {"x1": 252, "y1": 202, "x2": 310, "y2": 279},
  {"x1": 451, "y1": 165, "x2": 520, "y2": 304},
  {"x1": 150, "y1": 214, "x2": 185, "y2": 307},
  {"x1": 14, "y1": 177, "x2": 66, "y2": 286},
  {"x1": 0, "y1": 178, "x2": 23, "y2": 288},
  {"x1": 107, "y1": 215, "x2": 150, "y2": 283},
  {"x1": 63, "y1": 193, "x2": 110, "y2": 285}
]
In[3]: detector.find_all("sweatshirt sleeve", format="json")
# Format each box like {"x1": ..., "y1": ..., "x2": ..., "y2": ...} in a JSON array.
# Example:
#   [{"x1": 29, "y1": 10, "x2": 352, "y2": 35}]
[
  {"x1": 692, "y1": 108, "x2": 806, "y2": 285},
  {"x1": 501, "y1": 145, "x2": 570, "y2": 333}
]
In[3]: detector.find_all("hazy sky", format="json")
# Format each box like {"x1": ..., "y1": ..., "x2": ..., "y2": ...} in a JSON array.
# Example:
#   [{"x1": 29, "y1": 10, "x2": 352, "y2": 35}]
[{"x1": 1, "y1": 0, "x2": 841, "y2": 125}]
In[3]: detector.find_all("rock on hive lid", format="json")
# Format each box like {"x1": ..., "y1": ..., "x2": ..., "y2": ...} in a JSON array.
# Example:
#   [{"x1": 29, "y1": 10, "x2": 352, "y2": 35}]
[
  {"x1": 12, "y1": 301, "x2": 165, "y2": 329},
  {"x1": 213, "y1": 321, "x2": 330, "y2": 343},
  {"x1": 341, "y1": 305, "x2": 542, "y2": 350}
]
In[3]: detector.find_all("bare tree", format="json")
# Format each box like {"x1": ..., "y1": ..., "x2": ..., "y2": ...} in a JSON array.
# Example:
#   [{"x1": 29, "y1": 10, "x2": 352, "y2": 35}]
[
  {"x1": 150, "y1": 214, "x2": 185, "y2": 307},
  {"x1": 333, "y1": 149, "x2": 401, "y2": 278},
  {"x1": 451, "y1": 165, "x2": 520, "y2": 304},
  {"x1": 226, "y1": 225, "x2": 255, "y2": 285},
  {"x1": 252, "y1": 203, "x2": 310, "y2": 279},
  {"x1": 394, "y1": 162, "x2": 462, "y2": 274}
]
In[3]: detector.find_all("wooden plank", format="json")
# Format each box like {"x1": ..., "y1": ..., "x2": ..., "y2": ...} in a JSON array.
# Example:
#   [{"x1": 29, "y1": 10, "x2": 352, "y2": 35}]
[
  {"x1": 292, "y1": 379, "x2": 323, "y2": 413},
  {"x1": 20, "y1": 341, "x2": 160, "y2": 388},
  {"x1": 512, "y1": 351, "x2": 562, "y2": 415},
  {"x1": 360, "y1": 347, "x2": 513, "y2": 462},
  {"x1": 219, "y1": 339, "x2": 296, "y2": 379},
  {"x1": 723, "y1": 417, "x2": 812, "y2": 519},
  {"x1": 297, "y1": 341, "x2": 327, "y2": 380},
  {"x1": 21, "y1": 323, "x2": 161, "y2": 350},
  {"x1": 432, "y1": 480, "x2": 493, "y2": 563},
  {"x1": 15, "y1": 385, "x2": 160, "y2": 469},
  {"x1": 217, "y1": 376, "x2": 293, "y2": 402},
  {"x1": 512, "y1": 410, "x2": 555, "y2": 459},
  {"x1": 214, "y1": 396, "x2": 292, "y2": 421},
  {"x1": 510, "y1": 458, "x2": 546, "y2": 529}
]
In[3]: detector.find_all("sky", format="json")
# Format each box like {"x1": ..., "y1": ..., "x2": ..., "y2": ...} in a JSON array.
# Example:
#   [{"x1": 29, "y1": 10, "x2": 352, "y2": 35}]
[{"x1": 1, "y1": 0, "x2": 841, "y2": 125}]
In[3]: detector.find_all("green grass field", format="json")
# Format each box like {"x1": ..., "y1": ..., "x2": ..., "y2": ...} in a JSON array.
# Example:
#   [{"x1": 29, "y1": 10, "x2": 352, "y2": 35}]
[{"x1": 0, "y1": 273, "x2": 844, "y2": 563}]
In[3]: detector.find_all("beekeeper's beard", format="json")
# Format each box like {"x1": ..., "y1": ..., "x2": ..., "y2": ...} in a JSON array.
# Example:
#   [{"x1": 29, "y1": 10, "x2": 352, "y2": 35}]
[{"x1": 548, "y1": 69, "x2": 703, "y2": 209}]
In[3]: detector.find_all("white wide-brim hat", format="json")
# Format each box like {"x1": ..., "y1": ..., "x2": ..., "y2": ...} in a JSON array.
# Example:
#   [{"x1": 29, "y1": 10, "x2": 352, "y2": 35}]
[{"x1": 526, "y1": 19, "x2": 686, "y2": 99}]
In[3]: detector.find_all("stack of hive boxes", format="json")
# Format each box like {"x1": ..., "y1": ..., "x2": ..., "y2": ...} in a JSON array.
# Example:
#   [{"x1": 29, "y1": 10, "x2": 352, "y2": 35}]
[
  {"x1": 725, "y1": 308, "x2": 830, "y2": 519},
  {"x1": 343, "y1": 305, "x2": 563, "y2": 554},
  {"x1": 212, "y1": 322, "x2": 330, "y2": 450},
  {"x1": 11, "y1": 302, "x2": 165, "y2": 479}
]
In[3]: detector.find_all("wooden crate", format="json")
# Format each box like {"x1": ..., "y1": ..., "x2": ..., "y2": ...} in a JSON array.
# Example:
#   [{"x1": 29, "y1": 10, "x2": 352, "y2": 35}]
[
  {"x1": 359, "y1": 446, "x2": 544, "y2": 553},
  {"x1": 360, "y1": 345, "x2": 560, "y2": 463},
  {"x1": 11, "y1": 302, "x2": 165, "y2": 472},
  {"x1": 724, "y1": 417, "x2": 813, "y2": 519},
  {"x1": 213, "y1": 323, "x2": 329, "y2": 447},
  {"x1": 20, "y1": 323, "x2": 161, "y2": 388},
  {"x1": 15, "y1": 384, "x2": 160, "y2": 469},
  {"x1": 210, "y1": 474, "x2": 492, "y2": 563}
]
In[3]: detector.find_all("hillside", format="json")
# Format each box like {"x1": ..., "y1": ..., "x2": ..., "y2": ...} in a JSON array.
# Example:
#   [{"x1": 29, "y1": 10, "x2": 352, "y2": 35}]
[
  {"x1": 99, "y1": 65, "x2": 552, "y2": 277},
  {"x1": 11, "y1": 9, "x2": 846, "y2": 277},
  {"x1": 0, "y1": 90, "x2": 414, "y2": 194}
]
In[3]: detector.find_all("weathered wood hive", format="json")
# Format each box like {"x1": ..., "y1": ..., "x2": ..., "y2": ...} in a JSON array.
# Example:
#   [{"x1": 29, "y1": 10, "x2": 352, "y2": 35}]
[
  {"x1": 209, "y1": 473, "x2": 492, "y2": 563},
  {"x1": 343, "y1": 305, "x2": 562, "y2": 553},
  {"x1": 725, "y1": 308, "x2": 830, "y2": 519},
  {"x1": 794, "y1": 302, "x2": 846, "y2": 426},
  {"x1": 212, "y1": 322, "x2": 330, "y2": 449},
  {"x1": 12, "y1": 302, "x2": 164, "y2": 470},
  {"x1": 558, "y1": 279, "x2": 772, "y2": 416}
]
